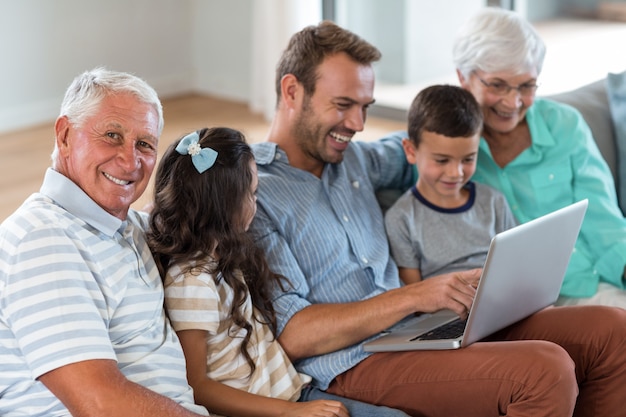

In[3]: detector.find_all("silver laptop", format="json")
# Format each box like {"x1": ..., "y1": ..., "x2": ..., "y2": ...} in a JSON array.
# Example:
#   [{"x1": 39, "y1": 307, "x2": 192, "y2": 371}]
[{"x1": 364, "y1": 199, "x2": 588, "y2": 352}]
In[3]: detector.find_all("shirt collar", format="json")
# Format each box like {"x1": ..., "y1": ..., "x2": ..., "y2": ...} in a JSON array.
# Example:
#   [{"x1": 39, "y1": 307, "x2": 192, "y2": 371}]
[
  {"x1": 479, "y1": 100, "x2": 555, "y2": 159},
  {"x1": 252, "y1": 142, "x2": 284, "y2": 165},
  {"x1": 525, "y1": 99, "x2": 556, "y2": 148},
  {"x1": 40, "y1": 168, "x2": 123, "y2": 237}
]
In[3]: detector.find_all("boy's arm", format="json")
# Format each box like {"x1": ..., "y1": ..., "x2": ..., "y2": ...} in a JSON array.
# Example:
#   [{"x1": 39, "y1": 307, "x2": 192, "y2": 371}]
[
  {"x1": 398, "y1": 267, "x2": 422, "y2": 285},
  {"x1": 384, "y1": 198, "x2": 423, "y2": 284}
]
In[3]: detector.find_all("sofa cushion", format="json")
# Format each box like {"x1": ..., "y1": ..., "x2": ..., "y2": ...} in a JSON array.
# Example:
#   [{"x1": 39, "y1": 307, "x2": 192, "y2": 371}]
[{"x1": 607, "y1": 70, "x2": 626, "y2": 214}]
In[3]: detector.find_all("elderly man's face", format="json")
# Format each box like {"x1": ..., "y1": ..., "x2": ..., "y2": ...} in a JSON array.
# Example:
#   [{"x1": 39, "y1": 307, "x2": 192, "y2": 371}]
[{"x1": 54, "y1": 93, "x2": 159, "y2": 220}]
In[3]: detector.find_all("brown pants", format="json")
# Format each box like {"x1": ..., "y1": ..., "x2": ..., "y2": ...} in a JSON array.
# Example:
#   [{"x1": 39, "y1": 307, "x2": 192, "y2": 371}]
[{"x1": 327, "y1": 306, "x2": 626, "y2": 417}]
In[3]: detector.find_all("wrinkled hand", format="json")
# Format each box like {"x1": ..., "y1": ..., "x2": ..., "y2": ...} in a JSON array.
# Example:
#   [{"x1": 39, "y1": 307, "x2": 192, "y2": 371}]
[
  {"x1": 281, "y1": 399, "x2": 349, "y2": 417},
  {"x1": 408, "y1": 268, "x2": 482, "y2": 319}
]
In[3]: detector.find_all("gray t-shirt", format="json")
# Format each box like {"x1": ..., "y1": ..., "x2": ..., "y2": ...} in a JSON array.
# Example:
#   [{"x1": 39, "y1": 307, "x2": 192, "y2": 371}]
[{"x1": 384, "y1": 182, "x2": 517, "y2": 279}]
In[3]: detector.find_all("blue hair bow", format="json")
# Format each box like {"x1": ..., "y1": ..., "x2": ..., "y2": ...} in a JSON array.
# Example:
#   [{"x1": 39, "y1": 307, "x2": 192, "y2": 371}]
[{"x1": 175, "y1": 132, "x2": 218, "y2": 174}]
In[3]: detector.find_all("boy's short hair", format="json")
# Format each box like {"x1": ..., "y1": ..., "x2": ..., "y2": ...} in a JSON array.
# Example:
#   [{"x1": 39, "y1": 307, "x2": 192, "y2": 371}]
[{"x1": 407, "y1": 84, "x2": 483, "y2": 146}]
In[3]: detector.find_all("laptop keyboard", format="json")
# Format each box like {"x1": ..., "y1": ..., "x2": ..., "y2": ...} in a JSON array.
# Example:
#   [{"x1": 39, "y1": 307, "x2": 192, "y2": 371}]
[{"x1": 411, "y1": 318, "x2": 467, "y2": 341}]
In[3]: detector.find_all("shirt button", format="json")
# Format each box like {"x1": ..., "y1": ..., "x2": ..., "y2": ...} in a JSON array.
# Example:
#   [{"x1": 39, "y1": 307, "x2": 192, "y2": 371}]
[
  {"x1": 548, "y1": 174, "x2": 554, "y2": 180},
  {"x1": 343, "y1": 215, "x2": 349, "y2": 222},
  {"x1": 362, "y1": 257, "x2": 369, "y2": 264},
  {"x1": 352, "y1": 181, "x2": 360, "y2": 189},
  {"x1": 275, "y1": 153, "x2": 281, "y2": 160}
]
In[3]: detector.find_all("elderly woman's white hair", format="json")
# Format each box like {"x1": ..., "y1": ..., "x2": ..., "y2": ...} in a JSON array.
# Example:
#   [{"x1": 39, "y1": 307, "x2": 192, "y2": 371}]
[
  {"x1": 51, "y1": 67, "x2": 163, "y2": 167},
  {"x1": 453, "y1": 7, "x2": 546, "y2": 79}
]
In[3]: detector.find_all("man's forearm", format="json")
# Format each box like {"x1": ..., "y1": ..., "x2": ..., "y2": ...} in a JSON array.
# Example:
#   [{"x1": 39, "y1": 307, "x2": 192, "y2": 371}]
[{"x1": 278, "y1": 288, "x2": 413, "y2": 361}]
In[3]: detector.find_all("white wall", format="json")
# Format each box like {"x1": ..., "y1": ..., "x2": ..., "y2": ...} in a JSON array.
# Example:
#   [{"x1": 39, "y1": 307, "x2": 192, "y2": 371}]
[
  {"x1": 0, "y1": 0, "x2": 253, "y2": 134},
  {"x1": 336, "y1": 0, "x2": 406, "y2": 84},
  {"x1": 190, "y1": 0, "x2": 253, "y2": 101},
  {"x1": 2, "y1": 0, "x2": 620, "y2": 134},
  {"x1": 405, "y1": 0, "x2": 484, "y2": 84},
  {"x1": 335, "y1": 0, "x2": 485, "y2": 86}
]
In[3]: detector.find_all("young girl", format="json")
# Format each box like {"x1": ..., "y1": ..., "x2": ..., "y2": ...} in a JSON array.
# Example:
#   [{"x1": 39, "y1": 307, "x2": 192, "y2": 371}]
[{"x1": 147, "y1": 127, "x2": 409, "y2": 417}]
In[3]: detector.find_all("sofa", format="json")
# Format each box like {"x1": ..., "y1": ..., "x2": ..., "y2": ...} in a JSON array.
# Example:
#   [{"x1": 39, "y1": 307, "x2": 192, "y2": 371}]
[{"x1": 545, "y1": 72, "x2": 626, "y2": 215}]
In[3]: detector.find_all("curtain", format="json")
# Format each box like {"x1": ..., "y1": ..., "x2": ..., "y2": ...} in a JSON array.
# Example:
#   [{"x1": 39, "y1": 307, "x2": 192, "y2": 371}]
[{"x1": 249, "y1": 0, "x2": 322, "y2": 121}]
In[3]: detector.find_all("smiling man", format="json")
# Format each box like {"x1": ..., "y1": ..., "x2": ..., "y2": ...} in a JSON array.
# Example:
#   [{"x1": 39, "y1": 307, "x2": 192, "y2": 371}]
[
  {"x1": 0, "y1": 68, "x2": 209, "y2": 417},
  {"x1": 53, "y1": 89, "x2": 159, "y2": 220}
]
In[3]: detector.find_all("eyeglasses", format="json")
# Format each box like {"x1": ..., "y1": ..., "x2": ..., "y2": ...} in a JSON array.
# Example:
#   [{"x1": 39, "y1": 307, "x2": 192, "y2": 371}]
[{"x1": 475, "y1": 74, "x2": 539, "y2": 97}]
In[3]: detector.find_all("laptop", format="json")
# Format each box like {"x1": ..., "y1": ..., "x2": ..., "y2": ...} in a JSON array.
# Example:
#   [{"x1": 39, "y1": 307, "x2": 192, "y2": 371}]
[{"x1": 364, "y1": 199, "x2": 588, "y2": 352}]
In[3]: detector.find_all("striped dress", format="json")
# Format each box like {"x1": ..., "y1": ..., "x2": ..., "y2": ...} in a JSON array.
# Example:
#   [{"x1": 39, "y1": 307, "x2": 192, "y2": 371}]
[{"x1": 164, "y1": 260, "x2": 310, "y2": 404}]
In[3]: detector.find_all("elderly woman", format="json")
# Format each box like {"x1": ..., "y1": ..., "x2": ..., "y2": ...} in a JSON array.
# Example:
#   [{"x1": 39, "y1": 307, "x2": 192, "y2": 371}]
[{"x1": 453, "y1": 7, "x2": 626, "y2": 307}]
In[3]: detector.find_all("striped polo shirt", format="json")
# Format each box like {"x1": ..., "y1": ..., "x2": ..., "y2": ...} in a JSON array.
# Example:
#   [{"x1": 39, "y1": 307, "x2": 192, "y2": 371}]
[{"x1": 0, "y1": 168, "x2": 208, "y2": 416}]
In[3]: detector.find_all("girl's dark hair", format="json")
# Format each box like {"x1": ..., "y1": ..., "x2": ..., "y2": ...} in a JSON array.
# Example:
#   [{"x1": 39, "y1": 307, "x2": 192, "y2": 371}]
[{"x1": 147, "y1": 127, "x2": 284, "y2": 374}]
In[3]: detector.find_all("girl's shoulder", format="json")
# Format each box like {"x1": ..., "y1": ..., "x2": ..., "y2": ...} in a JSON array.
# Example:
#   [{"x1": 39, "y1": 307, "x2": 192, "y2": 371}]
[{"x1": 164, "y1": 257, "x2": 219, "y2": 288}]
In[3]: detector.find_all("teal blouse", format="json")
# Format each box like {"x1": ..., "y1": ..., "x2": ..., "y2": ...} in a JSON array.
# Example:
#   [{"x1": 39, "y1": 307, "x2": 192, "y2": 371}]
[{"x1": 473, "y1": 98, "x2": 626, "y2": 298}]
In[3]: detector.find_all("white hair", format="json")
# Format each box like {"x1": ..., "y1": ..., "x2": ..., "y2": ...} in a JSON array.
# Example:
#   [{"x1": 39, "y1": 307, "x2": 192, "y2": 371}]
[
  {"x1": 51, "y1": 67, "x2": 163, "y2": 166},
  {"x1": 453, "y1": 7, "x2": 546, "y2": 79}
]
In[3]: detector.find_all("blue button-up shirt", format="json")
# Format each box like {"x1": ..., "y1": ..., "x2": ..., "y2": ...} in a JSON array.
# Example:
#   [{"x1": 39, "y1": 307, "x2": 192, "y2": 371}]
[{"x1": 249, "y1": 136, "x2": 413, "y2": 389}]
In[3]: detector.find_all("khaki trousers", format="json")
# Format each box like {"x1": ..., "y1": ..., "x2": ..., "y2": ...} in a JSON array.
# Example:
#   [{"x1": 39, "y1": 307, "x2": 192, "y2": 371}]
[{"x1": 327, "y1": 306, "x2": 626, "y2": 417}]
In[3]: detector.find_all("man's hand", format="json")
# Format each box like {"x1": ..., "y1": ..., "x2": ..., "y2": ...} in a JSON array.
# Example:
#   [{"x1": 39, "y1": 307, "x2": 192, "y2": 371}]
[
  {"x1": 278, "y1": 268, "x2": 482, "y2": 360},
  {"x1": 406, "y1": 268, "x2": 481, "y2": 319}
]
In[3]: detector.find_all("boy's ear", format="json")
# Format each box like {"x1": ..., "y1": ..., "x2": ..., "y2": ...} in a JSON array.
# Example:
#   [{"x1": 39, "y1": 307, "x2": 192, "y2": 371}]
[{"x1": 402, "y1": 138, "x2": 418, "y2": 164}]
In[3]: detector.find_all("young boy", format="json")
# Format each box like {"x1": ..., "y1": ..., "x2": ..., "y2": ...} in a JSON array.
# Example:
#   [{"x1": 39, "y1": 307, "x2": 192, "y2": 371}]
[{"x1": 384, "y1": 85, "x2": 517, "y2": 284}]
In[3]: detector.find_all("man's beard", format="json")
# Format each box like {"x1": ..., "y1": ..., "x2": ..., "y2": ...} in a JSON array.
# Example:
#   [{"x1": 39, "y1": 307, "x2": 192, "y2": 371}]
[{"x1": 292, "y1": 99, "x2": 345, "y2": 165}]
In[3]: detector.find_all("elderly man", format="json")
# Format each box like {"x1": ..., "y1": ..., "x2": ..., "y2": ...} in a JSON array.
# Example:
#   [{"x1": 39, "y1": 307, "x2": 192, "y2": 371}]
[{"x1": 0, "y1": 68, "x2": 208, "y2": 417}]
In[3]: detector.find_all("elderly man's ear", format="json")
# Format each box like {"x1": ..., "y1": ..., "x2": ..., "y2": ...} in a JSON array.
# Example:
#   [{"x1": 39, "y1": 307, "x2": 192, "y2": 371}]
[{"x1": 54, "y1": 116, "x2": 71, "y2": 158}]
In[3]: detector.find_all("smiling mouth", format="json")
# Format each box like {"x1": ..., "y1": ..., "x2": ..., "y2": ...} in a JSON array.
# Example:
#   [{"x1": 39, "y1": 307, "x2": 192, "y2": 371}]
[
  {"x1": 103, "y1": 172, "x2": 131, "y2": 186},
  {"x1": 329, "y1": 131, "x2": 352, "y2": 144},
  {"x1": 493, "y1": 108, "x2": 517, "y2": 118}
]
